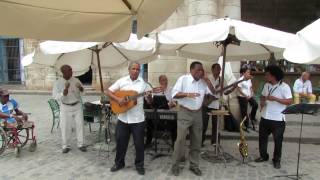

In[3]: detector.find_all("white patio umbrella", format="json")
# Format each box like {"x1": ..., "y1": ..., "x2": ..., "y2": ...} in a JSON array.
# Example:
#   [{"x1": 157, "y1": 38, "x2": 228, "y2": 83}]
[
  {"x1": 30, "y1": 34, "x2": 157, "y2": 92},
  {"x1": 21, "y1": 51, "x2": 35, "y2": 67},
  {"x1": 0, "y1": 0, "x2": 183, "y2": 42},
  {"x1": 283, "y1": 18, "x2": 320, "y2": 64},
  {"x1": 156, "y1": 18, "x2": 297, "y2": 97}
]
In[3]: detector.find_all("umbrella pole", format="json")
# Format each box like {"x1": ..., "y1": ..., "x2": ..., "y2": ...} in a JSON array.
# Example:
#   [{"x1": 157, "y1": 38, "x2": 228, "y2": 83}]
[
  {"x1": 219, "y1": 43, "x2": 227, "y2": 109},
  {"x1": 93, "y1": 48, "x2": 110, "y2": 146},
  {"x1": 95, "y1": 50, "x2": 104, "y2": 93}
]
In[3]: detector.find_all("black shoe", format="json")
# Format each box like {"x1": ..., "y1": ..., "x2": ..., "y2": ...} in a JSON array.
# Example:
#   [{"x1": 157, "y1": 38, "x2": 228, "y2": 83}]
[
  {"x1": 78, "y1": 146, "x2": 87, "y2": 152},
  {"x1": 189, "y1": 166, "x2": 202, "y2": 176},
  {"x1": 171, "y1": 165, "x2": 180, "y2": 176},
  {"x1": 110, "y1": 164, "x2": 124, "y2": 172},
  {"x1": 62, "y1": 147, "x2": 71, "y2": 153},
  {"x1": 255, "y1": 157, "x2": 269, "y2": 163},
  {"x1": 273, "y1": 161, "x2": 281, "y2": 169},
  {"x1": 136, "y1": 167, "x2": 145, "y2": 175}
]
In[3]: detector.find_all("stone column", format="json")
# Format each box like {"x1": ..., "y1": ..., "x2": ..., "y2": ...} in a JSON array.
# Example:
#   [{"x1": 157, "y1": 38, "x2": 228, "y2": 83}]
[
  {"x1": 187, "y1": 0, "x2": 219, "y2": 72},
  {"x1": 23, "y1": 39, "x2": 58, "y2": 90},
  {"x1": 188, "y1": 0, "x2": 218, "y2": 24},
  {"x1": 148, "y1": 0, "x2": 189, "y2": 87},
  {"x1": 218, "y1": 0, "x2": 241, "y2": 19},
  {"x1": 94, "y1": 65, "x2": 128, "y2": 91},
  {"x1": 94, "y1": 68, "x2": 110, "y2": 92},
  {"x1": 217, "y1": 0, "x2": 241, "y2": 79},
  {"x1": 23, "y1": 39, "x2": 39, "y2": 54},
  {"x1": 44, "y1": 67, "x2": 58, "y2": 90}
]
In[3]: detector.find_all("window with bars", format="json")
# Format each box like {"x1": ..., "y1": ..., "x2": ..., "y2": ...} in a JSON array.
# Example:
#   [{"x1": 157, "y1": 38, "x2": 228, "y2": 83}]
[{"x1": 0, "y1": 38, "x2": 21, "y2": 83}]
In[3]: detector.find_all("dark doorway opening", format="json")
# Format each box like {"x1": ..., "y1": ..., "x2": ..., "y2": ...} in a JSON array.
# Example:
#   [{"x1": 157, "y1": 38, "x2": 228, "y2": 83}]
[{"x1": 77, "y1": 67, "x2": 92, "y2": 85}]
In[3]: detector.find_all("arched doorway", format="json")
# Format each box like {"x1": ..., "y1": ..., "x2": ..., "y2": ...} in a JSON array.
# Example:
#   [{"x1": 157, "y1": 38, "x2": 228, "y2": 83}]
[{"x1": 77, "y1": 67, "x2": 92, "y2": 85}]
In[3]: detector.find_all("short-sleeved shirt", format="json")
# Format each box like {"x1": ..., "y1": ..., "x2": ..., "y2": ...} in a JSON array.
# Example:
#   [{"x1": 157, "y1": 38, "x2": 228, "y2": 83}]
[
  {"x1": 0, "y1": 98, "x2": 19, "y2": 123},
  {"x1": 293, "y1": 78, "x2": 313, "y2": 94},
  {"x1": 207, "y1": 76, "x2": 221, "y2": 109},
  {"x1": 109, "y1": 75, "x2": 151, "y2": 124},
  {"x1": 172, "y1": 74, "x2": 211, "y2": 110},
  {"x1": 52, "y1": 77, "x2": 84, "y2": 104},
  {"x1": 154, "y1": 86, "x2": 173, "y2": 102},
  {"x1": 261, "y1": 82, "x2": 292, "y2": 121},
  {"x1": 237, "y1": 76, "x2": 252, "y2": 97}
]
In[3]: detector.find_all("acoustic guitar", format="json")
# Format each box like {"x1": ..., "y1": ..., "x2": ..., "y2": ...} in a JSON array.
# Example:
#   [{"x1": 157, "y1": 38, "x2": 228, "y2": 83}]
[{"x1": 110, "y1": 90, "x2": 153, "y2": 114}]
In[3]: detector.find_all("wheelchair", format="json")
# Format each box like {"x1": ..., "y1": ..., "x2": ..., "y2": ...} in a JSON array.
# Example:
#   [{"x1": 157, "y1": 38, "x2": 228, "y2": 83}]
[{"x1": 0, "y1": 118, "x2": 37, "y2": 157}]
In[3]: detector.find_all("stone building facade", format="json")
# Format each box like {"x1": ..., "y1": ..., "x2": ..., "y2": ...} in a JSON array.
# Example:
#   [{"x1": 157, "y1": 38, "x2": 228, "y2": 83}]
[
  {"x1": 21, "y1": 0, "x2": 320, "y2": 121},
  {"x1": 148, "y1": 0, "x2": 241, "y2": 87},
  {"x1": 23, "y1": 0, "x2": 320, "y2": 89},
  {"x1": 23, "y1": 0, "x2": 241, "y2": 90}
]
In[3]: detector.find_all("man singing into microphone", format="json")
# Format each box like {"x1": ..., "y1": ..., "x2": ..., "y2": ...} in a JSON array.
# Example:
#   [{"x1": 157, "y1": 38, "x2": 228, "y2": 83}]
[{"x1": 52, "y1": 64, "x2": 86, "y2": 153}]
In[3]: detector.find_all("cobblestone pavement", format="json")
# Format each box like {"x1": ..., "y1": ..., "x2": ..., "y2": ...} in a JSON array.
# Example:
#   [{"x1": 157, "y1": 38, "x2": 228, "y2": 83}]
[{"x1": 0, "y1": 95, "x2": 320, "y2": 180}]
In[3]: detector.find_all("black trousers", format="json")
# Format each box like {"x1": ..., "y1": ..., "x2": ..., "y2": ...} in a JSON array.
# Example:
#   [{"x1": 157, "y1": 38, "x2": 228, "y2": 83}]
[
  {"x1": 115, "y1": 120, "x2": 145, "y2": 168},
  {"x1": 237, "y1": 96, "x2": 258, "y2": 128},
  {"x1": 258, "y1": 118, "x2": 286, "y2": 162},
  {"x1": 202, "y1": 107, "x2": 218, "y2": 144},
  {"x1": 145, "y1": 117, "x2": 177, "y2": 146}
]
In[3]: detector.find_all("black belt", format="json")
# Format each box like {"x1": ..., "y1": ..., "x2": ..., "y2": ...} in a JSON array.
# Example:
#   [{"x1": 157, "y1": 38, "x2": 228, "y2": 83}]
[{"x1": 62, "y1": 101, "x2": 79, "y2": 106}]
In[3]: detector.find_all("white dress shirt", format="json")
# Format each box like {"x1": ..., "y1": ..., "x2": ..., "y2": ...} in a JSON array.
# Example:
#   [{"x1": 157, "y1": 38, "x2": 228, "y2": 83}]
[
  {"x1": 237, "y1": 76, "x2": 253, "y2": 97},
  {"x1": 207, "y1": 76, "x2": 221, "y2": 109},
  {"x1": 109, "y1": 75, "x2": 151, "y2": 124},
  {"x1": 172, "y1": 74, "x2": 211, "y2": 110},
  {"x1": 52, "y1": 77, "x2": 84, "y2": 104},
  {"x1": 154, "y1": 86, "x2": 173, "y2": 102},
  {"x1": 293, "y1": 78, "x2": 313, "y2": 94},
  {"x1": 261, "y1": 82, "x2": 292, "y2": 121}
]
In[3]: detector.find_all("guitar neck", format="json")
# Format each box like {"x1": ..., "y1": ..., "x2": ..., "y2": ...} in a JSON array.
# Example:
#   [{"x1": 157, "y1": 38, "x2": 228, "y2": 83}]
[
  {"x1": 219, "y1": 79, "x2": 247, "y2": 92},
  {"x1": 128, "y1": 92, "x2": 146, "y2": 100},
  {"x1": 127, "y1": 86, "x2": 162, "y2": 100}
]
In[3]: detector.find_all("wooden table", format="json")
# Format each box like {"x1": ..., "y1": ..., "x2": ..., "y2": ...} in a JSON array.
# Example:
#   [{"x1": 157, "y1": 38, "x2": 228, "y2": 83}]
[{"x1": 208, "y1": 109, "x2": 229, "y2": 167}]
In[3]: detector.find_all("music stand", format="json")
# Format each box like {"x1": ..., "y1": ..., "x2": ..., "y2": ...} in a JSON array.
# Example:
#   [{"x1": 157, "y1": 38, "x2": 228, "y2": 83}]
[
  {"x1": 153, "y1": 95, "x2": 169, "y2": 110},
  {"x1": 274, "y1": 103, "x2": 320, "y2": 180},
  {"x1": 152, "y1": 95, "x2": 169, "y2": 160}
]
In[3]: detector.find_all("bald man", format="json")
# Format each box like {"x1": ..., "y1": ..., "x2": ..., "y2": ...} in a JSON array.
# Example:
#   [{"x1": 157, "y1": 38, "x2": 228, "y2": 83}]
[
  {"x1": 52, "y1": 65, "x2": 86, "y2": 153},
  {"x1": 293, "y1": 72, "x2": 316, "y2": 104}
]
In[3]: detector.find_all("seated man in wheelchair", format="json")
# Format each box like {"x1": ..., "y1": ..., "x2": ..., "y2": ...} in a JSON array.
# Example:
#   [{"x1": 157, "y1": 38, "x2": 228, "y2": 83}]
[{"x1": 0, "y1": 89, "x2": 28, "y2": 127}]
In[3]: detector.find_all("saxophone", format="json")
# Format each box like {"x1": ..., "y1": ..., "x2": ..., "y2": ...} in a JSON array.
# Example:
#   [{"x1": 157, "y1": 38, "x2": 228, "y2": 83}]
[{"x1": 237, "y1": 116, "x2": 248, "y2": 162}]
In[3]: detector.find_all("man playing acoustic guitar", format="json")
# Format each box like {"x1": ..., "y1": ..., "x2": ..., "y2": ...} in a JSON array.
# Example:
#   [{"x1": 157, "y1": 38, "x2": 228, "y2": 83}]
[{"x1": 106, "y1": 62, "x2": 152, "y2": 175}]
